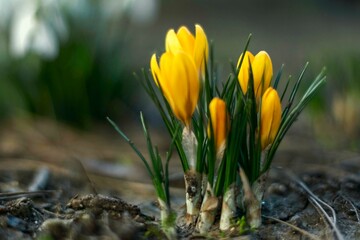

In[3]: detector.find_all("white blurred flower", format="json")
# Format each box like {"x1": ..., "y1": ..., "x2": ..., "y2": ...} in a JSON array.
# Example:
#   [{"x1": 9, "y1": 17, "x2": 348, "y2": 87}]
[
  {"x1": 32, "y1": 22, "x2": 58, "y2": 58},
  {"x1": 1, "y1": 0, "x2": 160, "y2": 59},
  {"x1": 7, "y1": 0, "x2": 68, "y2": 59}
]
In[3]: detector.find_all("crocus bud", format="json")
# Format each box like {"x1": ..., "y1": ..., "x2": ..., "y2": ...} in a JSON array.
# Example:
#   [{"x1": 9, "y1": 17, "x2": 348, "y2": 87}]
[
  {"x1": 165, "y1": 24, "x2": 209, "y2": 75},
  {"x1": 260, "y1": 87, "x2": 281, "y2": 149},
  {"x1": 208, "y1": 98, "x2": 229, "y2": 152},
  {"x1": 238, "y1": 51, "x2": 273, "y2": 102},
  {"x1": 252, "y1": 51, "x2": 273, "y2": 100},
  {"x1": 150, "y1": 51, "x2": 200, "y2": 126}
]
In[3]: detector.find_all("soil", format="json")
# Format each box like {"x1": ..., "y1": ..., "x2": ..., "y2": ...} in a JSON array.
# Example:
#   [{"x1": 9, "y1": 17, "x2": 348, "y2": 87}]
[{"x1": 0, "y1": 117, "x2": 359, "y2": 239}]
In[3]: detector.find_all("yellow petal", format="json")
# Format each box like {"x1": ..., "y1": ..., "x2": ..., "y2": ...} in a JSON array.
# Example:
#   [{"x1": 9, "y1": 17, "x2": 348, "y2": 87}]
[
  {"x1": 176, "y1": 26, "x2": 195, "y2": 56},
  {"x1": 237, "y1": 51, "x2": 255, "y2": 94},
  {"x1": 150, "y1": 53, "x2": 161, "y2": 86},
  {"x1": 165, "y1": 29, "x2": 183, "y2": 53},
  {"x1": 252, "y1": 51, "x2": 273, "y2": 100},
  {"x1": 157, "y1": 52, "x2": 176, "y2": 109},
  {"x1": 260, "y1": 87, "x2": 281, "y2": 149},
  {"x1": 167, "y1": 52, "x2": 199, "y2": 126},
  {"x1": 209, "y1": 97, "x2": 229, "y2": 151},
  {"x1": 194, "y1": 24, "x2": 209, "y2": 74}
]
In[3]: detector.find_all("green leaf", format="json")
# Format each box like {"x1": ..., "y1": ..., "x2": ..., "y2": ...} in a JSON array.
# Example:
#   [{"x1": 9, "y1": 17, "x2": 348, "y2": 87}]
[
  {"x1": 107, "y1": 117, "x2": 153, "y2": 178},
  {"x1": 140, "y1": 69, "x2": 190, "y2": 171}
]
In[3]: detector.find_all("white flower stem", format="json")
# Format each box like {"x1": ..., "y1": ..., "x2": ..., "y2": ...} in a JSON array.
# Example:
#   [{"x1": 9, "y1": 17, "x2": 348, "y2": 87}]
[
  {"x1": 219, "y1": 184, "x2": 236, "y2": 231},
  {"x1": 184, "y1": 169, "x2": 202, "y2": 223},
  {"x1": 182, "y1": 127, "x2": 198, "y2": 169},
  {"x1": 182, "y1": 126, "x2": 202, "y2": 223}
]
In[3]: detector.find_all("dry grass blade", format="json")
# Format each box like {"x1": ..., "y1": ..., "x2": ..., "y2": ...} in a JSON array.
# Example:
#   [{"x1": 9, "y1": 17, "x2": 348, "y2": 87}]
[
  {"x1": 285, "y1": 170, "x2": 344, "y2": 240},
  {"x1": 262, "y1": 215, "x2": 320, "y2": 240},
  {"x1": 309, "y1": 196, "x2": 343, "y2": 240},
  {"x1": 339, "y1": 194, "x2": 360, "y2": 223},
  {"x1": 289, "y1": 174, "x2": 337, "y2": 223}
]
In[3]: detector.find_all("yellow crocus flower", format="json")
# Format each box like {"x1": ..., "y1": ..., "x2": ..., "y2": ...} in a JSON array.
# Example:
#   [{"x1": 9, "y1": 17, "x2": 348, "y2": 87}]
[
  {"x1": 150, "y1": 51, "x2": 200, "y2": 126},
  {"x1": 208, "y1": 97, "x2": 229, "y2": 152},
  {"x1": 238, "y1": 51, "x2": 273, "y2": 101},
  {"x1": 260, "y1": 87, "x2": 281, "y2": 150},
  {"x1": 237, "y1": 51, "x2": 255, "y2": 94},
  {"x1": 165, "y1": 24, "x2": 209, "y2": 75}
]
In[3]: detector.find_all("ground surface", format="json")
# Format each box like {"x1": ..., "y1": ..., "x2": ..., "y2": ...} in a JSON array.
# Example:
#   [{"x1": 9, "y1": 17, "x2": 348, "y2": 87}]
[{"x1": 0, "y1": 117, "x2": 359, "y2": 239}]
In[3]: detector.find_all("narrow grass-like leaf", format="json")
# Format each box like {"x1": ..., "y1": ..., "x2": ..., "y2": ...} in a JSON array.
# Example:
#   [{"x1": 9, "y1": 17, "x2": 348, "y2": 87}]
[
  {"x1": 107, "y1": 117, "x2": 154, "y2": 180},
  {"x1": 140, "y1": 69, "x2": 190, "y2": 171},
  {"x1": 281, "y1": 62, "x2": 309, "y2": 122},
  {"x1": 280, "y1": 75, "x2": 292, "y2": 102},
  {"x1": 140, "y1": 113, "x2": 159, "y2": 174},
  {"x1": 273, "y1": 64, "x2": 284, "y2": 90},
  {"x1": 163, "y1": 124, "x2": 181, "y2": 207},
  {"x1": 214, "y1": 155, "x2": 226, "y2": 196},
  {"x1": 193, "y1": 114, "x2": 205, "y2": 173},
  {"x1": 140, "y1": 112, "x2": 169, "y2": 201},
  {"x1": 207, "y1": 102, "x2": 217, "y2": 187},
  {"x1": 223, "y1": 91, "x2": 245, "y2": 190},
  {"x1": 235, "y1": 34, "x2": 252, "y2": 77}
]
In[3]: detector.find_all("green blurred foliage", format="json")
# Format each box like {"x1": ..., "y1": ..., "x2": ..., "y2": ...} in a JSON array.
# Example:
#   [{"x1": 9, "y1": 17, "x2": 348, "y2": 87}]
[
  {"x1": 309, "y1": 51, "x2": 360, "y2": 149},
  {"x1": 0, "y1": 1, "x2": 137, "y2": 128}
]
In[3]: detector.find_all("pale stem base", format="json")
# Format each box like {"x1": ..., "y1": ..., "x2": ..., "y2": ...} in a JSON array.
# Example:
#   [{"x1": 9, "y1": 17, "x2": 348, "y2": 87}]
[
  {"x1": 158, "y1": 198, "x2": 176, "y2": 240},
  {"x1": 182, "y1": 127, "x2": 198, "y2": 169},
  {"x1": 184, "y1": 170, "x2": 202, "y2": 223},
  {"x1": 219, "y1": 184, "x2": 236, "y2": 231},
  {"x1": 196, "y1": 182, "x2": 218, "y2": 234},
  {"x1": 239, "y1": 168, "x2": 262, "y2": 228}
]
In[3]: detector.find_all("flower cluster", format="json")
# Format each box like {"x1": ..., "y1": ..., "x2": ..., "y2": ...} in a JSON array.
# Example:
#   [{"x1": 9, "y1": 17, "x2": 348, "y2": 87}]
[
  {"x1": 237, "y1": 50, "x2": 281, "y2": 150},
  {"x1": 110, "y1": 24, "x2": 326, "y2": 238}
]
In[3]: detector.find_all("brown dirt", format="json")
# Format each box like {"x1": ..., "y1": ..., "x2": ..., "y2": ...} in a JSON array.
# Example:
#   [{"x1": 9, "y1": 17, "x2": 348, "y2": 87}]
[{"x1": 0, "y1": 117, "x2": 359, "y2": 239}]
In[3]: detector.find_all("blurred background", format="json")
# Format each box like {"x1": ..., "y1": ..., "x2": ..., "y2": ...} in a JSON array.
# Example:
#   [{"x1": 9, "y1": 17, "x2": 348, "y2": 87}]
[{"x1": 0, "y1": 0, "x2": 359, "y2": 192}]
